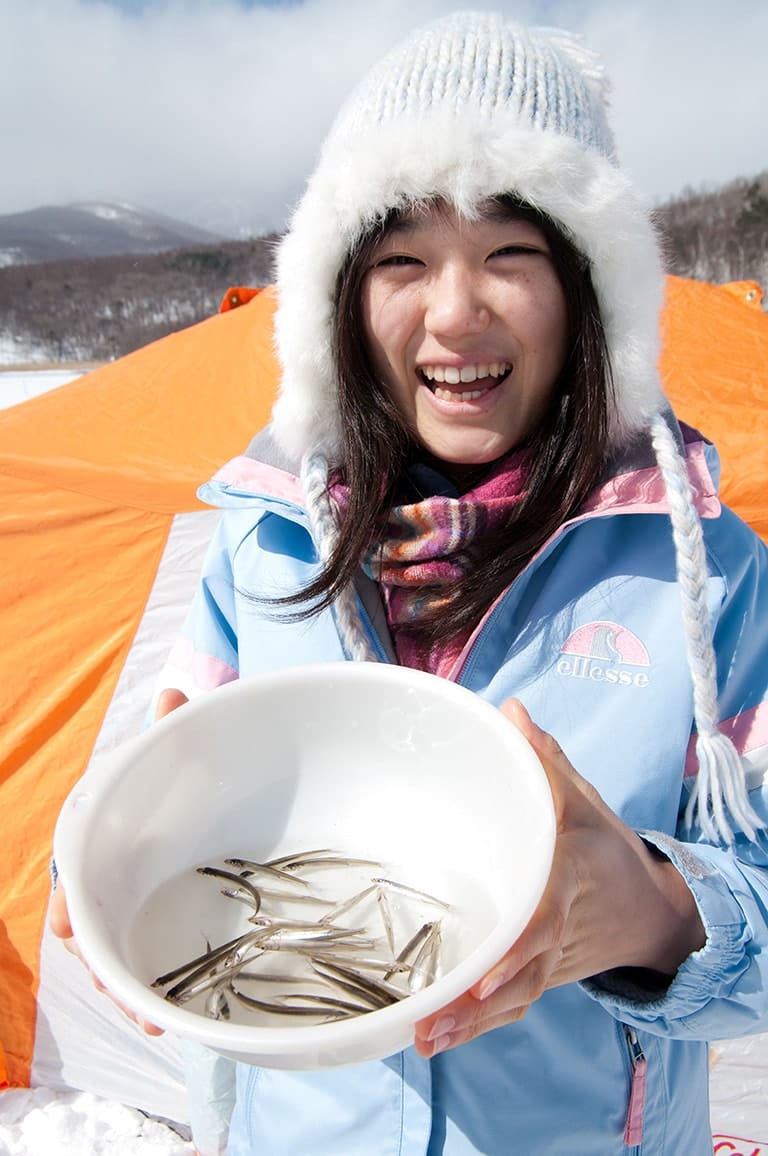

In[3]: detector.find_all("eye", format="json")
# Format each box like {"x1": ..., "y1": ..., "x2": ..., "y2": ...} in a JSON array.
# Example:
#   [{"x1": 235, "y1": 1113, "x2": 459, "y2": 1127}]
[
  {"x1": 372, "y1": 253, "x2": 424, "y2": 268},
  {"x1": 490, "y1": 244, "x2": 547, "y2": 259}
]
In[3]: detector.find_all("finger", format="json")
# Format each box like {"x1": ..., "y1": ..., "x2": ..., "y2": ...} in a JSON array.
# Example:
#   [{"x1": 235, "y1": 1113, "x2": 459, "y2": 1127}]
[
  {"x1": 414, "y1": 966, "x2": 539, "y2": 1053},
  {"x1": 88, "y1": 969, "x2": 164, "y2": 1036},
  {"x1": 415, "y1": 950, "x2": 560, "y2": 1056},
  {"x1": 470, "y1": 894, "x2": 566, "y2": 1002},
  {"x1": 474, "y1": 941, "x2": 563, "y2": 1008},
  {"x1": 414, "y1": 990, "x2": 479, "y2": 1050},
  {"x1": 139, "y1": 1019, "x2": 166, "y2": 1037},
  {"x1": 52, "y1": 892, "x2": 164, "y2": 1035},
  {"x1": 155, "y1": 687, "x2": 189, "y2": 721},
  {"x1": 49, "y1": 883, "x2": 74, "y2": 939}
]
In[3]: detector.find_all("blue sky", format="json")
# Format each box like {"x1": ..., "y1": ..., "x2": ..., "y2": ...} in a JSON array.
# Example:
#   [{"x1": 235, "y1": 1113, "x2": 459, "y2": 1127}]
[{"x1": 3, "y1": 0, "x2": 767, "y2": 236}]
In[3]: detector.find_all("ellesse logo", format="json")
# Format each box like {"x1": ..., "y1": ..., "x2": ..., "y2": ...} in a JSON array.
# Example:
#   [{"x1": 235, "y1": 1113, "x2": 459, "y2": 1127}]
[{"x1": 557, "y1": 621, "x2": 651, "y2": 688}]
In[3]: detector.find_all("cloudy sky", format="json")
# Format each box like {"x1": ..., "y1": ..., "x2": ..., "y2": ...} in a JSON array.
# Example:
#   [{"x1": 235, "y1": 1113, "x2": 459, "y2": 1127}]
[{"x1": 3, "y1": 0, "x2": 767, "y2": 237}]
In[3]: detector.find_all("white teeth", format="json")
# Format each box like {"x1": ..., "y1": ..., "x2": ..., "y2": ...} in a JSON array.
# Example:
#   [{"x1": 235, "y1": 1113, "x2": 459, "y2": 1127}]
[
  {"x1": 433, "y1": 386, "x2": 487, "y2": 402},
  {"x1": 421, "y1": 362, "x2": 510, "y2": 384}
]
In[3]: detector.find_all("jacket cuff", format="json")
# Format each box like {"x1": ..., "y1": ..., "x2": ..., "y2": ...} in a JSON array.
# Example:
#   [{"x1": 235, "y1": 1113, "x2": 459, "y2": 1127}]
[{"x1": 580, "y1": 831, "x2": 750, "y2": 1026}]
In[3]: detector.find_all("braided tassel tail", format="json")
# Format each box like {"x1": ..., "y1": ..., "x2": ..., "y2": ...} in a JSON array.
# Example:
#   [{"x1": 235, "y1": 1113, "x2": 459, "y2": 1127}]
[
  {"x1": 688, "y1": 731, "x2": 760, "y2": 844},
  {"x1": 300, "y1": 450, "x2": 378, "y2": 664},
  {"x1": 651, "y1": 414, "x2": 763, "y2": 844}
]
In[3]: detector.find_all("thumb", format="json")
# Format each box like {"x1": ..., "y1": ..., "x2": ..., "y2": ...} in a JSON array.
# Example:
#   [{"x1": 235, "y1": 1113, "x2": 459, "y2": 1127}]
[
  {"x1": 155, "y1": 687, "x2": 189, "y2": 721},
  {"x1": 501, "y1": 698, "x2": 613, "y2": 818},
  {"x1": 500, "y1": 698, "x2": 568, "y2": 769}
]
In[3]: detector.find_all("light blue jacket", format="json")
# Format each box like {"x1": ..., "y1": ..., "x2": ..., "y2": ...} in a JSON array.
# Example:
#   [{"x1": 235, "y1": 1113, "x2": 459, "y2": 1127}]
[{"x1": 169, "y1": 424, "x2": 768, "y2": 1156}]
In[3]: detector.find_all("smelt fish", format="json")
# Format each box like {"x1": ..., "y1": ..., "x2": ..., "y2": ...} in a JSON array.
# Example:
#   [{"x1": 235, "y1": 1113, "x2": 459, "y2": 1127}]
[
  {"x1": 383, "y1": 921, "x2": 438, "y2": 983},
  {"x1": 225, "y1": 858, "x2": 310, "y2": 890},
  {"x1": 196, "y1": 867, "x2": 262, "y2": 913},
  {"x1": 374, "y1": 878, "x2": 452, "y2": 911},
  {"x1": 408, "y1": 922, "x2": 442, "y2": 993},
  {"x1": 205, "y1": 983, "x2": 231, "y2": 1021},
  {"x1": 310, "y1": 960, "x2": 403, "y2": 1008},
  {"x1": 229, "y1": 985, "x2": 360, "y2": 1019}
]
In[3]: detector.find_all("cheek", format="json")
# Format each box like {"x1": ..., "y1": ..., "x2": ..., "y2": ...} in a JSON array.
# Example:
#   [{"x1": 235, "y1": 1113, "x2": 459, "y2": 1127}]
[
  {"x1": 527, "y1": 282, "x2": 569, "y2": 374},
  {"x1": 361, "y1": 290, "x2": 414, "y2": 386}
]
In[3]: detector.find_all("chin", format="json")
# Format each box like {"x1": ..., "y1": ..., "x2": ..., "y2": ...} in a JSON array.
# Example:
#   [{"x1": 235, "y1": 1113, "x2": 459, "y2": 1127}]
[{"x1": 426, "y1": 439, "x2": 516, "y2": 469}]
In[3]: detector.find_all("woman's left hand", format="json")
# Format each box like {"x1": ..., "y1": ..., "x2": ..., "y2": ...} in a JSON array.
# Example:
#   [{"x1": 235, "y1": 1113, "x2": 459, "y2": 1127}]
[{"x1": 413, "y1": 698, "x2": 705, "y2": 1058}]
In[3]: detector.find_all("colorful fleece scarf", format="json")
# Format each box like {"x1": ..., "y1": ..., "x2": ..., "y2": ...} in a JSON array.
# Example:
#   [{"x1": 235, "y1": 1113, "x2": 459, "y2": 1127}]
[{"x1": 331, "y1": 450, "x2": 530, "y2": 677}]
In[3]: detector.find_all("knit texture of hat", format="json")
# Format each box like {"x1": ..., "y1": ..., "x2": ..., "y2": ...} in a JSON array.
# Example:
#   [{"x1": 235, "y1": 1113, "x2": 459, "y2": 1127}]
[{"x1": 271, "y1": 10, "x2": 762, "y2": 845}]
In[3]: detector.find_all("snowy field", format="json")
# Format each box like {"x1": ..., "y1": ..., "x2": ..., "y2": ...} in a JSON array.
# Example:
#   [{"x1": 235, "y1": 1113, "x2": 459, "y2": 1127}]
[{"x1": 0, "y1": 367, "x2": 84, "y2": 409}]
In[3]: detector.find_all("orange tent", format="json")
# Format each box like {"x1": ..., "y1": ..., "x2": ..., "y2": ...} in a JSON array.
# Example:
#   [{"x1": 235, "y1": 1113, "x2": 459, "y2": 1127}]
[
  {"x1": 0, "y1": 276, "x2": 766, "y2": 1138},
  {"x1": 661, "y1": 277, "x2": 768, "y2": 540}
]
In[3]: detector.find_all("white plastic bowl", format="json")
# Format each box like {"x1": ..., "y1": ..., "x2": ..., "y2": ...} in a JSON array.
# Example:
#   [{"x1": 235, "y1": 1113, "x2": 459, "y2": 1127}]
[{"x1": 54, "y1": 662, "x2": 555, "y2": 1069}]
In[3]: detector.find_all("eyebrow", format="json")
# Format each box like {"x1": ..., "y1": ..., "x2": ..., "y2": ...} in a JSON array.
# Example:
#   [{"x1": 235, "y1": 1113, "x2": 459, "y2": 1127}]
[
  {"x1": 382, "y1": 199, "x2": 539, "y2": 236},
  {"x1": 384, "y1": 214, "x2": 421, "y2": 236}
]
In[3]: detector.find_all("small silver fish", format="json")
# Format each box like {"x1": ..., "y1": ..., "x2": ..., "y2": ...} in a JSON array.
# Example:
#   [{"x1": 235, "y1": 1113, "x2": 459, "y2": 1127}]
[
  {"x1": 196, "y1": 867, "x2": 262, "y2": 913},
  {"x1": 229, "y1": 985, "x2": 358, "y2": 1019},
  {"x1": 205, "y1": 983, "x2": 231, "y2": 1021},
  {"x1": 154, "y1": 850, "x2": 449, "y2": 1021},
  {"x1": 408, "y1": 922, "x2": 442, "y2": 993},
  {"x1": 383, "y1": 921, "x2": 438, "y2": 983},
  {"x1": 374, "y1": 878, "x2": 452, "y2": 911}
]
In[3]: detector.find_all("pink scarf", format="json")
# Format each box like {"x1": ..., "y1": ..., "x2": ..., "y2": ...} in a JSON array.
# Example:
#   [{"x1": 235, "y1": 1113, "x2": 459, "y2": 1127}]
[{"x1": 332, "y1": 450, "x2": 530, "y2": 676}]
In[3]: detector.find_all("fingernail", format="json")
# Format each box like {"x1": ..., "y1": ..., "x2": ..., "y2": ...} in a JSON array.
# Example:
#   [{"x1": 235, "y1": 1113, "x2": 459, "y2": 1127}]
[
  {"x1": 478, "y1": 971, "x2": 507, "y2": 1001},
  {"x1": 427, "y1": 1015, "x2": 456, "y2": 1042},
  {"x1": 430, "y1": 1033, "x2": 453, "y2": 1056}
]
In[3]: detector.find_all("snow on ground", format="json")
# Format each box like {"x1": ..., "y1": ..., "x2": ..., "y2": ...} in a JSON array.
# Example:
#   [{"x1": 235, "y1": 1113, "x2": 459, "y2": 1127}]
[
  {"x1": 0, "y1": 367, "x2": 84, "y2": 409},
  {"x1": 0, "y1": 1089, "x2": 194, "y2": 1155}
]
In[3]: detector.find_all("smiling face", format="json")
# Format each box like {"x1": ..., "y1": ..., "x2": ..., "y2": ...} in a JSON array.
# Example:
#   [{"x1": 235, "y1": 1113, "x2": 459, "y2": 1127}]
[{"x1": 360, "y1": 201, "x2": 570, "y2": 469}]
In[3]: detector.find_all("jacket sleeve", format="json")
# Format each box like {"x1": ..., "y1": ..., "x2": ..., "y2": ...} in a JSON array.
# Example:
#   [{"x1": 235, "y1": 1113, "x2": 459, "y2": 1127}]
[
  {"x1": 582, "y1": 510, "x2": 768, "y2": 1040},
  {"x1": 154, "y1": 515, "x2": 241, "y2": 702}
]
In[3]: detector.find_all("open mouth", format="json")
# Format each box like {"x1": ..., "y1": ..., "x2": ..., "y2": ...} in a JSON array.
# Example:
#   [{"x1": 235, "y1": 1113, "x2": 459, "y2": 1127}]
[{"x1": 418, "y1": 362, "x2": 512, "y2": 401}]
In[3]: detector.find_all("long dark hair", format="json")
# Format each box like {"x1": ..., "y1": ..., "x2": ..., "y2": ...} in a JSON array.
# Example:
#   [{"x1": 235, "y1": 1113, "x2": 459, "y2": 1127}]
[{"x1": 278, "y1": 196, "x2": 613, "y2": 644}]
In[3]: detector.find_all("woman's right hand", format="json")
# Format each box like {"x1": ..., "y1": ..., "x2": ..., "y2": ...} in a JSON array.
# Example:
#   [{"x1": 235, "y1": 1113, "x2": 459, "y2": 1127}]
[
  {"x1": 49, "y1": 882, "x2": 166, "y2": 1035},
  {"x1": 48, "y1": 686, "x2": 190, "y2": 1035}
]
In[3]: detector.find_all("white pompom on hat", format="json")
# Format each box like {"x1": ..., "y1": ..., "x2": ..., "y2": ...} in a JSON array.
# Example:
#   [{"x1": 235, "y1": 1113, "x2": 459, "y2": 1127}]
[{"x1": 270, "y1": 10, "x2": 762, "y2": 845}]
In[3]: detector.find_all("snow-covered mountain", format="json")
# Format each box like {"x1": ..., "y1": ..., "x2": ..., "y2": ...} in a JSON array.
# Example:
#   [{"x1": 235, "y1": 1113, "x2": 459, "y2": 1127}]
[{"x1": 0, "y1": 202, "x2": 225, "y2": 267}]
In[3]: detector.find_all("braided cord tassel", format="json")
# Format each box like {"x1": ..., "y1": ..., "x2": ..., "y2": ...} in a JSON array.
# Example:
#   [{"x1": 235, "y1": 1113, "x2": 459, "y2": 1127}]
[
  {"x1": 651, "y1": 415, "x2": 762, "y2": 843},
  {"x1": 300, "y1": 451, "x2": 378, "y2": 664}
]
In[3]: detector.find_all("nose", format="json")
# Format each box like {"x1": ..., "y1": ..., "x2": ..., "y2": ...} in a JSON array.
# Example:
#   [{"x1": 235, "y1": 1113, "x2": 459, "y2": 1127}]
[{"x1": 424, "y1": 263, "x2": 491, "y2": 339}]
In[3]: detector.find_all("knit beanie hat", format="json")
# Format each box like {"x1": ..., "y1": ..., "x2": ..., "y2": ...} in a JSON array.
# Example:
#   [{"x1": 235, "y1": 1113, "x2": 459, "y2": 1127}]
[{"x1": 270, "y1": 10, "x2": 761, "y2": 844}]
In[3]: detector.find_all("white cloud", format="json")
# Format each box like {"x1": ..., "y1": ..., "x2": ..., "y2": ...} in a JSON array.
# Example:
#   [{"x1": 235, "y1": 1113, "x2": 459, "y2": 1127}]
[
  {"x1": 572, "y1": 0, "x2": 768, "y2": 203},
  {"x1": 2, "y1": 0, "x2": 766, "y2": 234}
]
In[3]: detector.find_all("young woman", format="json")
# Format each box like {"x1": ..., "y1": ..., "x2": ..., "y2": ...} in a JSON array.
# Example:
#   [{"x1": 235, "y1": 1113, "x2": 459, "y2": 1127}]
[{"x1": 52, "y1": 12, "x2": 768, "y2": 1154}]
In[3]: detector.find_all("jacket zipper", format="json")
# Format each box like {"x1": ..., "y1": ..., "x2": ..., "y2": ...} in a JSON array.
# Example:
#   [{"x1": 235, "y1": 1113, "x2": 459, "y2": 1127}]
[
  {"x1": 453, "y1": 522, "x2": 573, "y2": 686},
  {"x1": 623, "y1": 1025, "x2": 647, "y2": 1148},
  {"x1": 353, "y1": 594, "x2": 393, "y2": 663}
]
